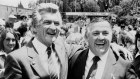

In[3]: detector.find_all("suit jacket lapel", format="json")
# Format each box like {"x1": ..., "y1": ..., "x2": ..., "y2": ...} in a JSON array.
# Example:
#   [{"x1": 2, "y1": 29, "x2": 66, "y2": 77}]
[
  {"x1": 73, "y1": 49, "x2": 89, "y2": 79},
  {"x1": 54, "y1": 42, "x2": 68, "y2": 79},
  {"x1": 27, "y1": 41, "x2": 49, "y2": 78},
  {"x1": 101, "y1": 48, "x2": 117, "y2": 79}
]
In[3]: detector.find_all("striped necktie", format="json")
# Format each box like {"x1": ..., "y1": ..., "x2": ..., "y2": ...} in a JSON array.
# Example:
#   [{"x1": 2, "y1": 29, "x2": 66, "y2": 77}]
[{"x1": 47, "y1": 47, "x2": 58, "y2": 79}]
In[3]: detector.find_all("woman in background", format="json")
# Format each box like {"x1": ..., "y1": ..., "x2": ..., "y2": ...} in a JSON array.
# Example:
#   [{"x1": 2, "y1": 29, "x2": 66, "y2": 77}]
[{"x1": 0, "y1": 28, "x2": 19, "y2": 78}]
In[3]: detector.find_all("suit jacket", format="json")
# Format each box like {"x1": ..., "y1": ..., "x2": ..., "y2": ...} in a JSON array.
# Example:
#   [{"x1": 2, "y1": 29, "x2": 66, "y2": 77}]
[
  {"x1": 4, "y1": 38, "x2": 68, "y2": 79},
  {"x1": 133, "y1": 55, "x2": 140, "y2": 78},
  {"x1": 68, "y1": 48, "x2": 138, "y2": 79}
]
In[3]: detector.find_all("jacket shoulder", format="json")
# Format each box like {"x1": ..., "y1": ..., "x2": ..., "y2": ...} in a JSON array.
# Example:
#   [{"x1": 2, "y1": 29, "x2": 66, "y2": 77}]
[{"x1": 8, "y1": 46, "x2": 28, "y2": 59}]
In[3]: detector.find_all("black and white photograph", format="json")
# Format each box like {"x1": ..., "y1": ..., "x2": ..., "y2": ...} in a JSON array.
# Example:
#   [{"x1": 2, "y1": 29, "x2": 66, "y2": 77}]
[{"x1": 0, "y1": 0, "x2": 140, "y2": 79}]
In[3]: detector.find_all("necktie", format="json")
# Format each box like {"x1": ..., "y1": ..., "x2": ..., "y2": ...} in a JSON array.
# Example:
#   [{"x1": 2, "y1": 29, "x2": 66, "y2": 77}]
[
  {"x1": 47, "y1": 47, "x2": 52, "y2": 58},
  {"x1": 86, "y1": 56, "x2": 100, "y2": 79},
  {"x1": 47, "y1": 47, "x2": 58, "y2": 79}
]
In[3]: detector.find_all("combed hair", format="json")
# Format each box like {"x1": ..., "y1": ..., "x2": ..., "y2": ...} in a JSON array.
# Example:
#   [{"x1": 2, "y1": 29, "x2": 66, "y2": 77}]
[
  {"x1": 32, "y1": 3, "x2": 62, "y2": 28},
  {"x1": 86, "y1": 18, "x2": 112, "y2": 32},
  {"x1": 85, "y1": 18, "x2": 112, "y2": 39}
]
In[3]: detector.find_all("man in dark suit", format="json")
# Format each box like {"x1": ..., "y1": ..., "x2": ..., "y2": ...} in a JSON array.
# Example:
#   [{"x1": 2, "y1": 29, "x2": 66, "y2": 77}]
[
  {"x1": 68, "y1": 18, "x2": 138, "y2": 79},
  {"x1": 4, "y1": 3, "x2": 68, "y2": 79}
]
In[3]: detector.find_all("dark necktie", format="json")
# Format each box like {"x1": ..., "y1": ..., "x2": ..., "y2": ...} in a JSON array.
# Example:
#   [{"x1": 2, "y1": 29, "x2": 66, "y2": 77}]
[
  {"x1": 46, "y1": 47, "x2": 58, "y2": 79},
  {"x1": 86, "y1": 56, "x2": 100, "y2": 79},
  {"x1": 47, "y1": 47, "x2": 52, "y2": 58}
]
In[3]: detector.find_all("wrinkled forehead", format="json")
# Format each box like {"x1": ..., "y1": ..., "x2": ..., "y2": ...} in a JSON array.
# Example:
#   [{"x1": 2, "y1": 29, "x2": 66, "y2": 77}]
[
  {"x1": 37, "y1": 3, "x2": 59, "y2": 14},
  {"x1": 36, "y1": 3, "x2": 62, "y2": 24},
  {"x1": 88, "y1": 21, "x2": 112, "y2": 30},
  {"x1": 41, "y1": 14, "x2": 61, "y2": 22}
]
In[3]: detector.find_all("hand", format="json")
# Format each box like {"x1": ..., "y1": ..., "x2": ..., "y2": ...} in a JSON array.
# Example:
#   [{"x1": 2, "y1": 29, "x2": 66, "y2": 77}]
[{"x1": 111, "y1": 43, "x2": 133, "y2": 61}]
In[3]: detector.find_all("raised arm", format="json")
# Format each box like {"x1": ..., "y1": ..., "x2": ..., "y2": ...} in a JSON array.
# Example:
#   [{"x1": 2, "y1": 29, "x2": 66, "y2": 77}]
[{"x1": 111, "y1": 43, "x2": 133, "y2": 61}]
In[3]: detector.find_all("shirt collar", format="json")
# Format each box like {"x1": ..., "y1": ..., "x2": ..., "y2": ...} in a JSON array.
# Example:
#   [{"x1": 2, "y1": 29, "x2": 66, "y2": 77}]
[
  {"x1": 32, "y1": 38, "x2": 47, "y2": 55},
  {"x1": 135, "y1": 52, "x2": 140, "y2": 58},
  {"x1": 88, "y1": 49, "x2": 109, "y2": 62},
  {"x1": 88, "y1": 49, "x2": 95, "y2": 62}
]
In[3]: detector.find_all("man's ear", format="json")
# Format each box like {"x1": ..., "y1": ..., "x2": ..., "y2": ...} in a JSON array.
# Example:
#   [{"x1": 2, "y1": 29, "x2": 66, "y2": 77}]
[
  {"x1": 84, "y1": 31, "x2": 88, "y2": 40},
  {"x1": 84, "y1": 33, "x2": 89, "y2": 47}
]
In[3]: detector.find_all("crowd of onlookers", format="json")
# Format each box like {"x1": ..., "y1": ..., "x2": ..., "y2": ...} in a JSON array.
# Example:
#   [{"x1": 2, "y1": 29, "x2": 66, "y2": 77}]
[{"x1": 0, "y1": 15, "x2": 34, "y2": 78}]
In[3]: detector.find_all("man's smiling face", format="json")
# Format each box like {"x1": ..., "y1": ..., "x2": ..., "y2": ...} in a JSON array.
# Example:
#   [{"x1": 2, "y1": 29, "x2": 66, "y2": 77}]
[
  {"x1": 35, "y1": 13, "x2": 61, "y2": 47},
  {"x1": 87, "y1": 21, "x2": 112, "y2": 56}
]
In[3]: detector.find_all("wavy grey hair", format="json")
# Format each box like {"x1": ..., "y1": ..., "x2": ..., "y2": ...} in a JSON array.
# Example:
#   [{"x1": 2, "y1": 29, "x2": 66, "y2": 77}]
[{"x1": 32, "y1": 3, "x2": 62, "y2": 28}]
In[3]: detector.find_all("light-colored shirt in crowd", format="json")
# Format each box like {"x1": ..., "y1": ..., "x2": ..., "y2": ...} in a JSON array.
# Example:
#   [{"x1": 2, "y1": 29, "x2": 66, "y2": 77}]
[
  {"x1": 84, "y1": 49, "x2": 109, "y2": 79},
  {"x1": 113, "y1": 25, "x2": 121, "y2": 34}
]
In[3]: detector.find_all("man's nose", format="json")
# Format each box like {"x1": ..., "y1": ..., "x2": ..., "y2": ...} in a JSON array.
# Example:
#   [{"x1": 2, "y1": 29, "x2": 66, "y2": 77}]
[
  {"x1": 98, "y1": 33, "x2": 104, "y2": 39},
  {"x1": 50, "y1": 23, "x2": 57, "y2": 30}
]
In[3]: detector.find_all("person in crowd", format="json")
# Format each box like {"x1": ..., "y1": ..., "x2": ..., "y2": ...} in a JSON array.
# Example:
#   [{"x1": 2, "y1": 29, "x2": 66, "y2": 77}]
[
  {"x1": 133, "y1": 30, "x2": 140, "y2": 78},
  {"x1": 17, "y1": 22, "x2": 28, "y2": 47},
  {"x1": 7, "y1": 14, "x2": 17, "y2": 24},
  {"x1": 4, "y1": 3, "x2": 134, "y2": 79},
  {"x1": 20, "y1": 20, "x2": 34, "y2": 47},
  {"x1": 17, "y1": 22, "x2": 28, "y2": 37},
  {"x1": 125, "y1": 36, "x2": 135, "y2": 55},
  {"x1": 112, "y1": 24, "x2": 121, "y2": 43},
  {"x1": 0, "y1": 19, "x2": 5, "y2": 36},
  {"x1": 68, "y1": 18, "x2": 138, "y2": 79},
  {"x1": 0, "y1": 28, "x2": 19, "y2": 78},
  {"x1": 5, "y1": 21, "x2": 14, "y2": 29}
]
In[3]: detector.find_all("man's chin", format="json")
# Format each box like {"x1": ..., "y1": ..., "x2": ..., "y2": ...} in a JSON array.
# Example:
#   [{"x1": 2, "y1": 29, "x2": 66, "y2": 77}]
[
  {"x1": 95, "y1": 48, "x2": 106, "y2": 56},
  {"x1": 52, "y1": 37, "x2": 57, "y2": 42},
  {"x1": 7, "y1": 48, "x2": 13, "y2": 51}
]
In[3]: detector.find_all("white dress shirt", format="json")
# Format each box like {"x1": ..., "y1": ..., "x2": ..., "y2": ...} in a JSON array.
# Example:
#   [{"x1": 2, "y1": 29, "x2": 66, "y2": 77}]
[
  {"x1": 84, "y1": 49, "x2": 109, "y2": 79},
  {"x1": 32, "y1": 38, "x2": 60, "y2": 78}
]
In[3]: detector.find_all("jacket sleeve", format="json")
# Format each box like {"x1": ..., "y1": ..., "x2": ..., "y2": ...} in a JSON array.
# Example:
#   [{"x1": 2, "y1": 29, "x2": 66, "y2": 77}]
[
  {"x1": 4, "y1": 54, "x2": 22, "y2": 79},
  {"x1": 125, "y1": 64, "x2": 139, "y2": 79}
]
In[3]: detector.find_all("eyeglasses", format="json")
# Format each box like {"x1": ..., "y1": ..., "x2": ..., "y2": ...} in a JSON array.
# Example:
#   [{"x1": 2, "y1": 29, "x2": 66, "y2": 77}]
[{"x1": 43, "y1": 20, "x2": 60, "y2": 26}]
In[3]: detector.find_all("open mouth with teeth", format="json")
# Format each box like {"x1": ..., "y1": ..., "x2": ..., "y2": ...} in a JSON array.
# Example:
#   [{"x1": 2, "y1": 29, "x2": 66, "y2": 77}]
[
  {"x1": 95, "y1": 40, "x2": 106, "y2": 48},
  {"x1": 46, "y1": 29, "x2": 57, "y2": 35},
  {"x1": 94, "y1": 39, "x2": 110, "y2": 54}
]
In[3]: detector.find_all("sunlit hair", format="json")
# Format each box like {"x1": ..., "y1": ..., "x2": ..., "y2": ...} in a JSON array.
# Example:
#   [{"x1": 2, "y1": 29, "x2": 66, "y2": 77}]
[
  {"x1": 32, "y1": 3, "x2": 62, "y2": 28},
  {"x1": 85, "y1": 18, "x2": 112, "y2": 39},
  {"x1": 0, "y1": 28, "x2": 19, "y2": 53}
]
